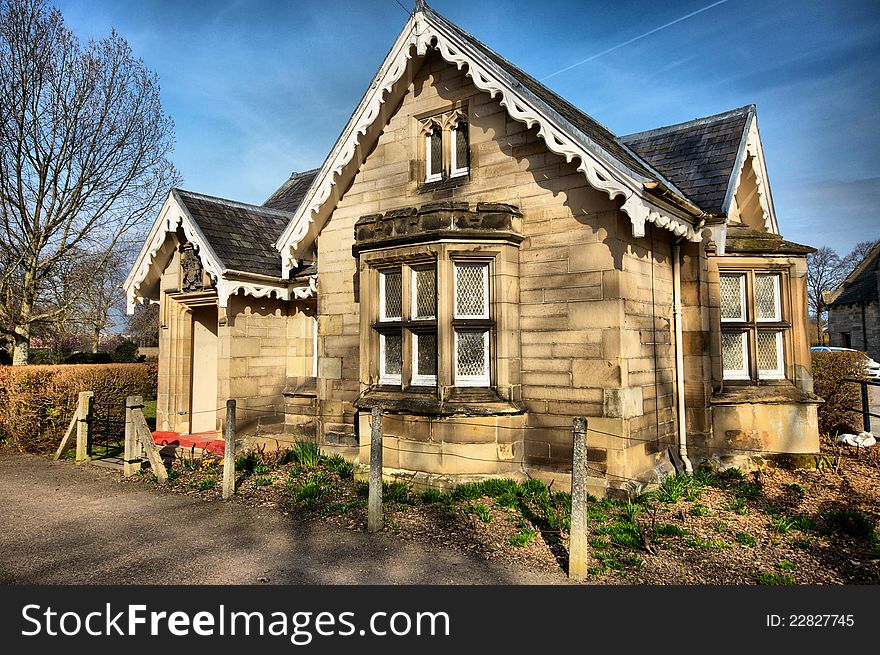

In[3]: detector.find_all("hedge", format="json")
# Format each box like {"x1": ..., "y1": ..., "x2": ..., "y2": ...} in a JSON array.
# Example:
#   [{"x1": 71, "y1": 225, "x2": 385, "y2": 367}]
[
  {"x1": 812, "y1": 351, "x2": 868, "y2": 436},
  {"x1": 0, "y1": 364, "x2": 157, "y2": 453}
]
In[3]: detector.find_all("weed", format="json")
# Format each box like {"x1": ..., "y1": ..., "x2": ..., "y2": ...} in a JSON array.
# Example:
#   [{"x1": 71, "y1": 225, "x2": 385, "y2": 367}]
[
  {"x1": 480, "y1": 478, "x2": 521, "y2": 497},
  {"x1": 595, "y1": 520, "x2": 643, "y2": 550},
  {"x1": 251, "y1": 476, "x2": 274, "y2": 488},
  {"x1": 508, "y1": 527, "x2": 537, "y2": 547},
  {"x1": 757, "y1": 572, "x2": 795, "y2": 585},
  {"x1": 819, "y1": 509, "x2": 876, "y2": 541},
  {"x1": 194, "y1": 476, "x2": 216, "y2": 491},
  {"x1": 519, "y1": 479, "x2": 548, "y2": 498},
  {"x1": 450, "y1": 482, "x2": 485, "y2": 502},
  {"x1": 783, "y1": 482, "x2": 805, "y2": 495},
  {"x1": 657, "y1": 473, "x2": 704, "y2": 503},
  {"x1": 587, "y1": 505, "x2": 609, "y2": 522},
  {"x1": 355, "y1": 481, "x2": 370, "y2": 499},
  {"x1": 689, "y1": 503, "x2": 711, "y2": 517},
  {"x1": 383, "y1": 481, "x2": 414, "y2": 505},
  {"x1": 182, "y1": 457, "x2": 200, "y2": 472},
  {"x1": 770, "y1": 516, "x2": 796, "y2": 535},
  {"x1": 777, "y1": 560, "x2": 797, "y2": 571},
  {"x1": 623, "y1": 500, "x2": 643, "y2": 523},
  {"x1": 654, "y1": 523, "x2": 687, "y2": 537},
  {"x1": 686, "y1": 537, "x2": 730, "y2": 550},
  {"x1": 420, "y1": 488, "x2": 448, "y2": 504},
  {"x1": 723, "y1": 497, "x2": 748, "y2": 515},
  {"x1": 235, "y1": 451, "x2": 259, "y2": 473},
  {"x1": 289, "y1": 473, "x2": 331, "y2": 509},
  {"x1": 253, "y1": 463, "x2": 271, "y2": 475},
  {"x1": 594, "y1": 551, "x2": 644, "y2": 571},
  {"x1": 324, "y1": 454, "x2": 354, "y2": 479},
  {"x1": 735, "y1": 532, "x2": 757, "y2": 547},
  {"x1": 468, "y1": 504, "x2": 492, "y2": 523},
  {"x1": 290, "y1": 441, "x2": 322, "y2": 468},
  {"x1": 589, "y1": 536, "x2": 611, "y2": 550},
  {"x1": 494, "y1": 492, "x2": 520, "y2": 509},
  {"x1": 734, "y1": 482, "x2": 762, "y2": 500},
  {"x1": 789, "y1": 515, "x2": 816, "y2": 532}
]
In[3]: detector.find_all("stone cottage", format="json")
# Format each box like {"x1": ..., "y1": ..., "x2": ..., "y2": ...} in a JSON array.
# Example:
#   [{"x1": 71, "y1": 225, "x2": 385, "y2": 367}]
[
  {"x1": 124, "y1": 2, "x2": 820, "y2": 495},
  {"x1": 826, "y1": 241, "x2": 880, "y2": 361}
]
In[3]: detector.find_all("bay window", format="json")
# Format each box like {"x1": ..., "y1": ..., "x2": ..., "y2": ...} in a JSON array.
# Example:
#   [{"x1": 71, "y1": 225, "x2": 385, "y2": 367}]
[{"x1": 720, "y1": 270, "x2": 787, "y2": 382}]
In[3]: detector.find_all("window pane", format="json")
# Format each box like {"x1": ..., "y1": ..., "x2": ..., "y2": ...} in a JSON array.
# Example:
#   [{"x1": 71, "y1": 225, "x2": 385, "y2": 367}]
[
  {"x1": 454, "y1": 122, "x2": 468, "y2": 171},
  {"x1": 720, "y1": 275, "x2": 744, "y2": 320},
  {"x1": 382, "y1": 332, "x2": 402, "y2": 377},
  {"x1": 415, "y1": 332, "x2": 437, "y2": 378},
  {"x1": 721, "y1": 331, "x2": 746, "y2": 374},
  {"x1": 430, "y1": 129, "x2": 442, "y2": 178},
  {"x1": 456, "y1": 330, "x2": 487, "y2": 377},
  {"x1": 455, "y1": 263, "x2": 487, "y2": 317},
  {"x1": 382, "y1": 270, "x2": 401, "y2": 320},
  {"x1": 755, "y1": 274, "x2": 780, "y2": 321},
  {"x1": 414, "y1": 267, "x2": 436, "y2": 318},
  {"x1": 757, "y1": 330, "x2": 783, "y2": 375}
]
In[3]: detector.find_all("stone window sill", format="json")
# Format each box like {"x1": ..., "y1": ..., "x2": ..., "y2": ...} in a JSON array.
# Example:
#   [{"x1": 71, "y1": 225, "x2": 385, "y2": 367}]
[
  {"x1": 282, "y1": 376, "x2": 317, "y2": 398},
  {"x1": 711, "y1": 383, "x2": 822, "y2": 406},
  {"x1": 353, "y1": 386, "x2": 524, "y2": 417}
]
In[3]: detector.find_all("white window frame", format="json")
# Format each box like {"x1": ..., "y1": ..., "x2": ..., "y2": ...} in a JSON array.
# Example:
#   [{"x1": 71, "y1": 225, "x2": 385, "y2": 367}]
[
  {"x1": 720, "y1": 274, "x2": 747, "y2": 323},
  {"x1": 755, "y1": 274, "x2": 782, "y2": 322},
  {"x1": 450, "y1": 121, "x2": 469, "y2": 178},
  {"x1": 378, "y1": 269, "x2": 401, "y2": 322},
  {"x1": 722, "y1": 330, "x2": 750, "y2": 381},
  {"x1": 454, "y1": 329, "x2": 490, "y2": 387},
  {"x1": 758, "y1": 330, "x2": 785, "y2": 380},
  {"x1": 411, "y1": 265, "x2": 436, "y2": 320},
  {"x1": 454, "y1": 262, "x2": 489, "y2": 319},
  {"x1": 312, "y1": 315, "x2": 318, "y2": 378},
  {"x1": 425, "y1": 128, "x2": 442, "y2": 183},
  {"x1": 379, "y1": 333, "x2": 402, "y2": 386},
  {"x1": 411, "y1": 332, "x2": 437, "y2": 387}
]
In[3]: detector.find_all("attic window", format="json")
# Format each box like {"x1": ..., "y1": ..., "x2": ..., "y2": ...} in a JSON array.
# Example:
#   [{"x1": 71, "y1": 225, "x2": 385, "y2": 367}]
[{"x1": 420, "y1": 110, "x2": 469, "y2": 184}]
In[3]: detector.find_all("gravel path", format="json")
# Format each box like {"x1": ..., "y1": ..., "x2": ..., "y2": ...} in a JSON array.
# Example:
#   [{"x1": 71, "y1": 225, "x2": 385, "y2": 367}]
[{"x1": 0, "y1": 452, "x2": 566, "y2": 585}]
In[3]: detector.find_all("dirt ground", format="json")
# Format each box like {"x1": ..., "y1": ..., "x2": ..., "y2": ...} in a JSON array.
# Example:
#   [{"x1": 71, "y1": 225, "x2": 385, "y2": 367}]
[{"x1": 1, "y1": 437, "x2": 877, "y2": 585}]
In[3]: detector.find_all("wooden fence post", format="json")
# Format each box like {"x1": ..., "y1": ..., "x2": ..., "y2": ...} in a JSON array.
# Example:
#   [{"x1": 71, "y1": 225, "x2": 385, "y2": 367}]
[
  {"x1": 569, "y1": 416, "x2": 589, "y2": 580},
  {"x1": 368, "y1": 405, "x2": 383, "y2": 533},
  {"x1": 133, "y1": 406, "x2": 167, "y2": 483},
  {"x1": 124, "y1": 396, "x2": 143, "y2": 477},
  {"x1": 53, "y1": 413, "x2": 79, "y2": 461},
  {"x1": 75, "y1": 391, "x2": 94, "y2": 464},
  {"x1": 222, "y1": 399, "x2": 236, "y2": 499}
]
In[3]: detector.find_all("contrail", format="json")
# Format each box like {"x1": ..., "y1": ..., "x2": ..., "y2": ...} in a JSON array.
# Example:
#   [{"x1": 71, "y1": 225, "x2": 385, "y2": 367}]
[{"x1": 540, "y1": 0, "x2": 731, "y2": 81}]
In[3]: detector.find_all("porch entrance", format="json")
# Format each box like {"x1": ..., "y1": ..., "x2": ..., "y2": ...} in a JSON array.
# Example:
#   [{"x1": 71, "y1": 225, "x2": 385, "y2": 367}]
[{"x1": 190, "y1": 305, "x2": 218, "y2": 434}]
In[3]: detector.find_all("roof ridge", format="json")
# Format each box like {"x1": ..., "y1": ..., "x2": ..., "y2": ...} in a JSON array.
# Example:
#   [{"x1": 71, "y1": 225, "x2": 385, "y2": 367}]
[
  {"x1": 174, "y1": 188, "x2": 295, "y2": 217},
  {"x1": 829, "y1": 240, "x2": 880, "y2": 301},
  {"x1": 619, "y1": 105, "x2": 755, "y2": 143}
]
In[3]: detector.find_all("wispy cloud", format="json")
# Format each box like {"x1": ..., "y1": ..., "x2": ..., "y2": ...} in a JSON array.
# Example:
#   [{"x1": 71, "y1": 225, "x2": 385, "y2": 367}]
[{"x1": 540, "y1": 0, "x2": 731, "y2": 80}]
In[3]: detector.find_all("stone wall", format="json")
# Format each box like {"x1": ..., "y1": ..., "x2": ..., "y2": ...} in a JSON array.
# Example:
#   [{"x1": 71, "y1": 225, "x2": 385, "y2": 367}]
[
  {"x1": 828, "y1": 301, "x2": 880, "y2": 362},
  {"x1": 316, "y1": 49, "x2": 681, "y2": 493}
]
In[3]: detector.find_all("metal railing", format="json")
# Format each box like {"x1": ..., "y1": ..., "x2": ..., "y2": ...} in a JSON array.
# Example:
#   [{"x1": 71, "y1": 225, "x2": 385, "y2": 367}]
[{"x1": 842, "y1": 378, "x2": 880, "y2": 432}]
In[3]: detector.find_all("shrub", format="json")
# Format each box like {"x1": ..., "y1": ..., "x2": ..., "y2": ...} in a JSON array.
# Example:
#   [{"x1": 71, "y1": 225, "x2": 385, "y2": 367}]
[
  {"x1": 811, "y1": 351, "x2": 868, "y2": 435},
  {"x1": 0, "y1": 363, "x2": 157, "y2": 452},
  {"x1": 63, "y1": 352, "x2": 113, "y2": 365},
  {"x1": 112, "y1": 340, "x2": 144, "y2": 363}
]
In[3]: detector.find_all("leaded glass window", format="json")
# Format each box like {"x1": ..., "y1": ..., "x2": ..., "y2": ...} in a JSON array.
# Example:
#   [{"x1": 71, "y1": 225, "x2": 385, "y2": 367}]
[
  {"x1": 755, "y1": 274, "x2": 780, "y2": 321},
  {"x1": 380, "y1": 332, "x2": 402, "y2": 385},
  {"x1": 720, "y1": 274, "x2": 745, "y2": 321},
  {"x1": 412, "y1": 266, "x2": 436, "y2": 319},
  {"x1": 455, "y1": 263, "x2": 488, "y2": 318},
  {"x1": 455, "y1": 330, "x2": 489, "y2": 385},
  {"x1": 451, "y1": 121, "x2": 469, "y2": 177},
  {"x1": 721, "y1": 331, "x2": 748, "y2": 379},
  {"x1": 412, "y1": 331, "x2": 437, "y2": 385},
  {"x1": 426, "y1": 128, "x2": 442, "y2": 183},
  {"x1": 380, "y1": 269, "x2": 402, "y2": 321},
  {"x1": 757, "y1": 330, "x2": 784, "y2": 378}
]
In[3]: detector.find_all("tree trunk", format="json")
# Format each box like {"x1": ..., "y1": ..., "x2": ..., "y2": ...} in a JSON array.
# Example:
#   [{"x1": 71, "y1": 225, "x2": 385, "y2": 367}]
[
  {"x1": 12, "y1": 327, "x2": 30, "y2": 366},
  {"x1": 92, "y1": 328, "x2": 100, "y2": 354}
]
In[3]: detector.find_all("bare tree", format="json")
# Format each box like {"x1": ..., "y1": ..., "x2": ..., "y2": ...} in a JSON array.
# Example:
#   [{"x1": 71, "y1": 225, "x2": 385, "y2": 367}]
[
  {"x1": 806, "y1": 246, "x2": 845, "y2": 345},
  {"x1": 0, "y1": 0, "x2": 179, "y2": 364},
  {"x1": 840, "y1": 240, "x2": 879, "y2": 277},
  {"x1": 126, "y1": 301, "x2": 159, "y2": 348}
]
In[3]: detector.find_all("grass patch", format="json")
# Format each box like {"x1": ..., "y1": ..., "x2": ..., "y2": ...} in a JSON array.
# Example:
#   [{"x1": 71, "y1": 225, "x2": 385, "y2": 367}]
[
  {"x1": 757, "y1": 572, "x2": 795, "y2": 585},
  {"x1": 290, "y1": 441, "x2": 322, "y2": 468},
  {"x1": 735, "y1": 532, "x2": 757, "y2": 547},
  {"x1": 654, "y1": 523, "x2": 687, "y2": 537},
  {"x1": 723, "y1": 497, "x2": 748, "y2": 515},
  {"x1": 686, "y1": 537, "x2": 730, "y2": 550},
  {"x1": 251, "y1": 475, "x2": 274, "y2": 488},
  {"x1": 323, "y1": 454, "x2": 354, "y2": 479},
  {"x1": 468, "y1": 503, "x2": 492, "y2": 523},
  {"x1": 194, "y1": 476, "x2": 216, "y2": 491},
  {"x1": 657, "y1": 473, "x2": 705, "y2": 503},
  {"x1": 383, "y1": 481, "x2": 415, "y2": 505},
  {"x1": 777, "y1": 560, "x2": 797, "y2": 571},
  {"x1": 769, "y1": 516, "x2": 797, "y2": 535},
  {"x1": 689, "y1": 503, "x2": 711, "y2": 517},
  {"x1": 508, "y1": 527, "x2": 537, "y2": 547}
]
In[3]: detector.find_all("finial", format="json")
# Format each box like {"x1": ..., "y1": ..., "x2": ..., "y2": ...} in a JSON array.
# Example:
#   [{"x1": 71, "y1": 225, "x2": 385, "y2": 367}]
[{"x1": 414, "y1": 0, "x2": 427, "y2": 13}]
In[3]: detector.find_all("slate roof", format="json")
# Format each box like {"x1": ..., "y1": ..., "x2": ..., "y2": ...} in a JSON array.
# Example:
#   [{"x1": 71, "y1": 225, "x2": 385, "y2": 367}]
[
  {"x1": 427, "y1": 8, "x2": 674, "y2": 189},
  {"x1": 829, "y1": 243, "x2": 880, "y2": 306},
  {"x1": 619, "y1": 106, "x2": 752, "y2": 215},
  {"x1": 174, "y1": 190, "x2": 294, "y2": 278},
  {"x1": 263, "y1": 169, "x2": 320, "y2": 212}
]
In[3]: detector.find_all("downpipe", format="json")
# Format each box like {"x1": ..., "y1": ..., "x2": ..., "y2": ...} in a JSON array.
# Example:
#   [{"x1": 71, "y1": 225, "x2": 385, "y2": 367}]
[{"x1": 672, "y1": 240, "x2": 693, "y2": 473}]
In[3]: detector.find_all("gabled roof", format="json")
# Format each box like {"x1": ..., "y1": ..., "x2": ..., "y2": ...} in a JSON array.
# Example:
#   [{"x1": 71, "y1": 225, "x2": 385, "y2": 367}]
[
  {"x1": 175, "y1": 189, "x2": 293, "y2": 278},
  {"x1": 828, "y1": 242, "x2": 880, "y2": 306},
  {"x1": 264, "y1": 169, "x2": 320, "y2": 212},
  {"x1": 620, "y1": 106, "x2": 752, "y2": 215},
  {"x1": 273, "y1": 3, "x2": 712, "y2": 275}
]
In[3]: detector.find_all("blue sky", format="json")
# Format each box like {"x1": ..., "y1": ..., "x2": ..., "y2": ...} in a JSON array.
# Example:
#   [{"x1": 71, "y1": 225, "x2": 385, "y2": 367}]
[{"x1": 55, "y1": 0, "x2": 880, "y2": 256}]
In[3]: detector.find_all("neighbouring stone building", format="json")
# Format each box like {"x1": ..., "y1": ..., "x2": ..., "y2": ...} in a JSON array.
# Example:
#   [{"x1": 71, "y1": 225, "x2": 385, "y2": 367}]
[
  {"x1": 826, "y1": 242, "x2": 880, "y2": 361},
  {"x1": 124, "y1": 3, "x2": 820, "y2": 496}
]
